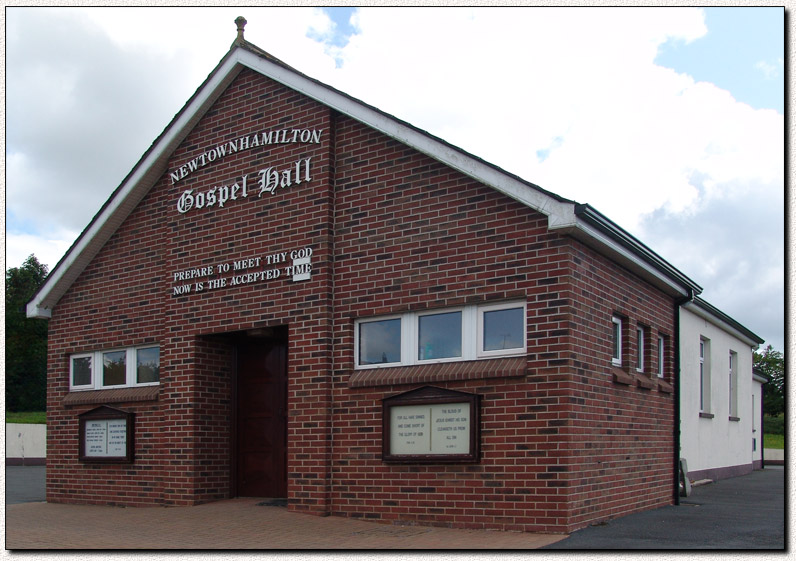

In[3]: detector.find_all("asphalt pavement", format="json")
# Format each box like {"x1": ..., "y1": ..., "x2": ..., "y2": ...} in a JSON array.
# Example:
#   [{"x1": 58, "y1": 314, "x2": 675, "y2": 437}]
[
  {"x1": 543, "y1": 466, "x2": 785, "y2": 549},
  {"x1": 5, "y1": 465, "x2": 46, "y2": 505}
]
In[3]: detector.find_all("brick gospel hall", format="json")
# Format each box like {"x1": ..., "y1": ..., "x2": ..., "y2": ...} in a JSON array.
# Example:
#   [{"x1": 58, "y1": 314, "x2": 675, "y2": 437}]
[{"x1": 28, "y1": 19, "x2": 706, "y2": 534}]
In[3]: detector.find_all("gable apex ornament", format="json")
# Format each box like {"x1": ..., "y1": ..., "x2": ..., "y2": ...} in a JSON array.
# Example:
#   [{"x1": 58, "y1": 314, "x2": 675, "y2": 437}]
[{"x1": 234, "y1": 16, "x2": 247, "y2": 45}]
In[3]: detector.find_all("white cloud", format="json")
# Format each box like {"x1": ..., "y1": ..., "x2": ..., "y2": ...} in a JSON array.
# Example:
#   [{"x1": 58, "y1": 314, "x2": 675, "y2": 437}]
[
  {"x1": 755, "y1": 59, "x2": 780, "y2": 80},
  {"x1": 5, "y1": 6, "x2": 784, "y2": 350},
  {"x1": 7, "y1": 232, "x2": 78, "y2": 273}
]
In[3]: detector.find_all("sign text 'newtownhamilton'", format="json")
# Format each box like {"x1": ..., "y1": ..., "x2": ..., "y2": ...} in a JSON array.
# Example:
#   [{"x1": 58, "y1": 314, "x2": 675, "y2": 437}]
[
  {"x1": 177, "y1": 157, "x2": 312, "y2": 215},
  {"x1": 170, "y1": 129, "x2": 323, "y2": 184}
]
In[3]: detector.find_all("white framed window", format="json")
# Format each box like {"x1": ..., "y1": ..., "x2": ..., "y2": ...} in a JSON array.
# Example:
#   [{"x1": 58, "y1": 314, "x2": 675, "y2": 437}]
[
  {"x1": 729, "y1": 350, "x2": 738, "y2": 418},
  {"x1": 417, "y1": 308, "x2": 463, "y2": 362},
  {"x1": 70, "y1": 346, "x2": 160, "y2": 391},
  {"x1": 611, "y1": 316, "x2": 622, "y2": 366},
  {"x1": 354, "y1": 301, "x2": 526, "y2": 369},
  {"x1": 657, "y1": 335, "x2": 666, "y2": 378},
  {"x1": 699, "y1": 337, "x2": 711, "y2": 413},
  {"x1": 356, "y1": 315, "x2": 403, "y2": 366},
  {"x1": 477, "y1": 301, "x2": 526, "y2": 358},
  {"x1": 636, "y1": 326, "x2": 645, "y2": 373}
]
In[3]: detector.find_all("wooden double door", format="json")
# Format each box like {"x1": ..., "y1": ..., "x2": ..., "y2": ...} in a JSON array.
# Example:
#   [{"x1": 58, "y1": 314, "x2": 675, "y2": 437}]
[{"x1": 235, "y1": 336, "x2": 287, "y2": 498}]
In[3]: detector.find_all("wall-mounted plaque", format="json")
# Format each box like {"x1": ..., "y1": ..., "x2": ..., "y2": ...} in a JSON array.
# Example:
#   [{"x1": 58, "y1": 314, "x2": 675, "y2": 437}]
[
  {"x1": 382, "y1": 386, "x2": 480, "y2": 463},
  {"x1": 78, "y1": 406, "x2": 134, "y2": 463}
]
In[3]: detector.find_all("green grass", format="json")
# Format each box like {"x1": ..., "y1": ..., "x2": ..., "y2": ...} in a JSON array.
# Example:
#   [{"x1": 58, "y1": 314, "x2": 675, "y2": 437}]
[
  {"x1": 6, "y1": 411, "x2": 46, "y2": 424},
  {"x1": 763, "y1": 433, "x2": 785, "y2": 450}
]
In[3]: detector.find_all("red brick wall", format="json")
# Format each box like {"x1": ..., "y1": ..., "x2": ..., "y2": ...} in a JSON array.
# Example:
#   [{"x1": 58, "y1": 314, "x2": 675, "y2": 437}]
[
  {"x1": 329, "y1": 115, "x2": 676, "y2": 533},
  {"x1": 46, "y1": 68, "x2": 336, "y2": 510},
  {"x1": 45, "y1": 159, "x2": 169, "y2": 506},
  {"x1": 44, "y1": 66, "x2": 676, "y2": 532},
  {"x1": 562, "y1": 242, "x2": 676, "y2": 529}
]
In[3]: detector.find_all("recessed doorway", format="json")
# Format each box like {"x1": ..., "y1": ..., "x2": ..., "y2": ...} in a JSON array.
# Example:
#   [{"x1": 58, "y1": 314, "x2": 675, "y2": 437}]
[{"x1": 235, "y1": 327, "x2": 287, "y2": 498}]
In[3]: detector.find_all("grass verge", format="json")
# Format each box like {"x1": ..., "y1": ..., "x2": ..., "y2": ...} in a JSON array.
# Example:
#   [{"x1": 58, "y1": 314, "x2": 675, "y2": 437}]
[
  {"x1": 763, "y1": 433, "x2": 784, "y2": 450},
  {"x1": 6, "y1": 411, "x2": 46, "y2": 424}
]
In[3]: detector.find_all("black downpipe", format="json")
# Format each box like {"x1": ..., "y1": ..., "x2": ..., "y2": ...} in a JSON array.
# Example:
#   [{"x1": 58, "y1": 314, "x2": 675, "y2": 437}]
[
  {"x1": 760, "y1": 378, "x2": 766, "y2": 469},
  {"x1": 673, "y1": 291, "x2": 694, "y2": 505}
]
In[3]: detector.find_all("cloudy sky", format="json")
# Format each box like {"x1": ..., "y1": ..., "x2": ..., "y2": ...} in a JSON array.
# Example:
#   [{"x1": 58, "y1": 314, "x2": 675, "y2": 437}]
[{"x1": 6, "y1": 6, "x2": 786, "y2": 352}]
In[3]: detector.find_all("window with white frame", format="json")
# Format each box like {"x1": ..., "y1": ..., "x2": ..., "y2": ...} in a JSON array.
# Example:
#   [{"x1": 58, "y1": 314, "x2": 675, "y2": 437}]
[
  {"x1": 70, "y1": 346, "x2": 160, "y2": 391},
  {"x1": 657, "y1": 335, "x2": 666, "y2": 378},
  {"x1": 354, "y1": 301, "x2": 526, "y2": 369},
  {"x1": 729, "y1": 350, "x2": 738, "y2": 418},
  {"x1": 611, "y1": 316, "x2": 622, "y2": 366},
  {"x1": 636, "y1": 326, "x2": 645, "y2": 372},
  {"x1": 699, "y1": 337, "x2": 711, "y2": 413}
]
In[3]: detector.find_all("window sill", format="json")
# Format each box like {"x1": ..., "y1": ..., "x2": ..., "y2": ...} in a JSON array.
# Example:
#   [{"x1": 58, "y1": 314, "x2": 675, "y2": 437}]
[
  {"x1": 656, "y1": 378, "x2": 673, "y2": 394},
  {"x1": 634, "y1": 372, "x2": 656, "y2": 390},
  {"x1": 699, "y1": 412, "x2": 715, "y2": 419},
  {"x1": 63, "y1": 386, "x2": 159, "y2": 407},
  {"x1": 729, "y1": 416, "x2": 740, "y2": 422},
  {"x1": 348, "y1": 356, "x2": 527, "y2": 388},
  {"x1": 611, "y1": 367, "x2": 635, "y2": 386}
]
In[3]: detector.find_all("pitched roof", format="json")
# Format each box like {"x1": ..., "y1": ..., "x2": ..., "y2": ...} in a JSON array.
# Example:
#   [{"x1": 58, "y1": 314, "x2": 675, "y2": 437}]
[{"x1": 27, "y1": 23, "x2": 702, "y2": 319}]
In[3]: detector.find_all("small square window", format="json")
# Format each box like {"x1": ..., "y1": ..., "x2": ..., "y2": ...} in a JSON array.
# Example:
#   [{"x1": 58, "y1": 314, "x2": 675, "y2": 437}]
[
  {"x1": 102, "y1": 351, "x2": 127, "y2": 387},
  {"x1": 136, "y1": 347, "x2": 160, "y2": 384},
  {"x1": 358, "y1": 318, "x2": 402, "y2": 365},
  {"x1": 72, "y1": 355, "x2": 93, "y2": 388},
  {"x1": 418, "y1": 311, "x2": 462, "y2": 361},
  {"x1": 483, "y1": 307, "x2": 524, "y2": 352}
]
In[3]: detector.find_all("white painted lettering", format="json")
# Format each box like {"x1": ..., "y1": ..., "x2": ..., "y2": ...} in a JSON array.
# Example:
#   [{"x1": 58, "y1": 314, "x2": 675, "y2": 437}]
[
  {"x1": 280, "y1": 169, "x2": 292, "y2": 188},
  {"x1": 259, "y1": 167, "x2": 279, "y2": 196}
]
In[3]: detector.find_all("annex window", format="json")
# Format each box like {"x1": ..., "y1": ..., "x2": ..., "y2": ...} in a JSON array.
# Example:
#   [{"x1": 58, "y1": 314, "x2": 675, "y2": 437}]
[
  {"x1": 729, "y1": 350, "x2": 739, "y2": 419},
  {"x1": 657, "y1": 335, "x2": 666, "y2": 378},
  {"x1": 354, "y1": 302, "x2": 526, "y2": 369},
  {"x1": 70, "y1": 346, "x2": 160, "y2": 391},
  {"x1": 611, "y1": 316, "x2": 622, "y2": 366},
  {"x1": 699, "y1": 337, "x2": 711, "y2": 413}
]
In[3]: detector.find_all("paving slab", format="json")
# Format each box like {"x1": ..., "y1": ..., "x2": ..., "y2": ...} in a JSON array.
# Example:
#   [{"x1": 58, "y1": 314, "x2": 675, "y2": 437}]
[{"x1": 5, "y1": 498, "x2": 565, "y2": 550}]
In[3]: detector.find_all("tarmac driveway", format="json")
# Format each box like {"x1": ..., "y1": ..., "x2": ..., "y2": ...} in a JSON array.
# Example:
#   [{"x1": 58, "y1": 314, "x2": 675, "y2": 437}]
[{"x1": 543, "y1": 466, "x2": 785, "y2": 549}]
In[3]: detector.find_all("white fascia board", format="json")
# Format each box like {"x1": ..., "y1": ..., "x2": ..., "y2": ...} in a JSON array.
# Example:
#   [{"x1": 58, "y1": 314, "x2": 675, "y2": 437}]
[
  {"x1": 562, "y1": 219, "x2": 692, "y2": 298},
  {"x1": 234, "y1": 50, "x2": 577, "y2": 229},
  {"x1": 26, "y1": 58, "x2": 243, "y2": 319},
  {"x1": 682, "y1": 301, "x2": 762, "y2": 348}
]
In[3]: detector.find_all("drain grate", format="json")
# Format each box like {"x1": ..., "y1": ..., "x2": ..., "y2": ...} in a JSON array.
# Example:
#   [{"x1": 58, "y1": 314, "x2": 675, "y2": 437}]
[
  {"x1": 256, "y1": 499, "x2": 287, "y2": 507},
  {"x1": 352, "y1": 527, "x2": 432, "y2": 538}
]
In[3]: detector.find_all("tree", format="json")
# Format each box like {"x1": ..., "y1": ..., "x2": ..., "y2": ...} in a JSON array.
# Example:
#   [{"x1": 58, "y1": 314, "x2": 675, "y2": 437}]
[
  {"x1": 755, "y1": 344, "x2": 785, "y2": 417},
  {"x1": 6, "y1": 254, "x2": 49, "y2": 412}
]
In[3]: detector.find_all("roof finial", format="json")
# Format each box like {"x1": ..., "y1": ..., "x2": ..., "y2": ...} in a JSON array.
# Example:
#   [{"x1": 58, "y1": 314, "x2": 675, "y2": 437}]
[{"x1": 235, "y1": 16, "x2": 247, "y2": 43}]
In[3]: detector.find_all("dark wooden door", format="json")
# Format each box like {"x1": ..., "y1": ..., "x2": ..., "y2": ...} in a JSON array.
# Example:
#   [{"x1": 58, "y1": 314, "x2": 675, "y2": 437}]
[{"x1": 236, "y1": 339, "x2": 287, "y2": 497}]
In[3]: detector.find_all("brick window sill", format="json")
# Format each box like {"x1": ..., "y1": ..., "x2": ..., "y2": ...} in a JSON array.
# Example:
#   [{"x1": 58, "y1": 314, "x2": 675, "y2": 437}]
[
  {"x1": 699, "y1": 412, "x2": 715, "y2": 419},
  {"x1": 62, "y1": 386, "x2": 160, "y2": 407},
  {"x1": 348, "y1": 356, "x2": 527, "y2": 388},
  {"x1": 611, "y1": 367, "x2": 635, "y2": 385},
  {"x1": 611, "y1": 367, "x2": 672, "y2": 394},
  {"x1": 657, "y1": 378, "x2": 673, "y2": 394}
]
